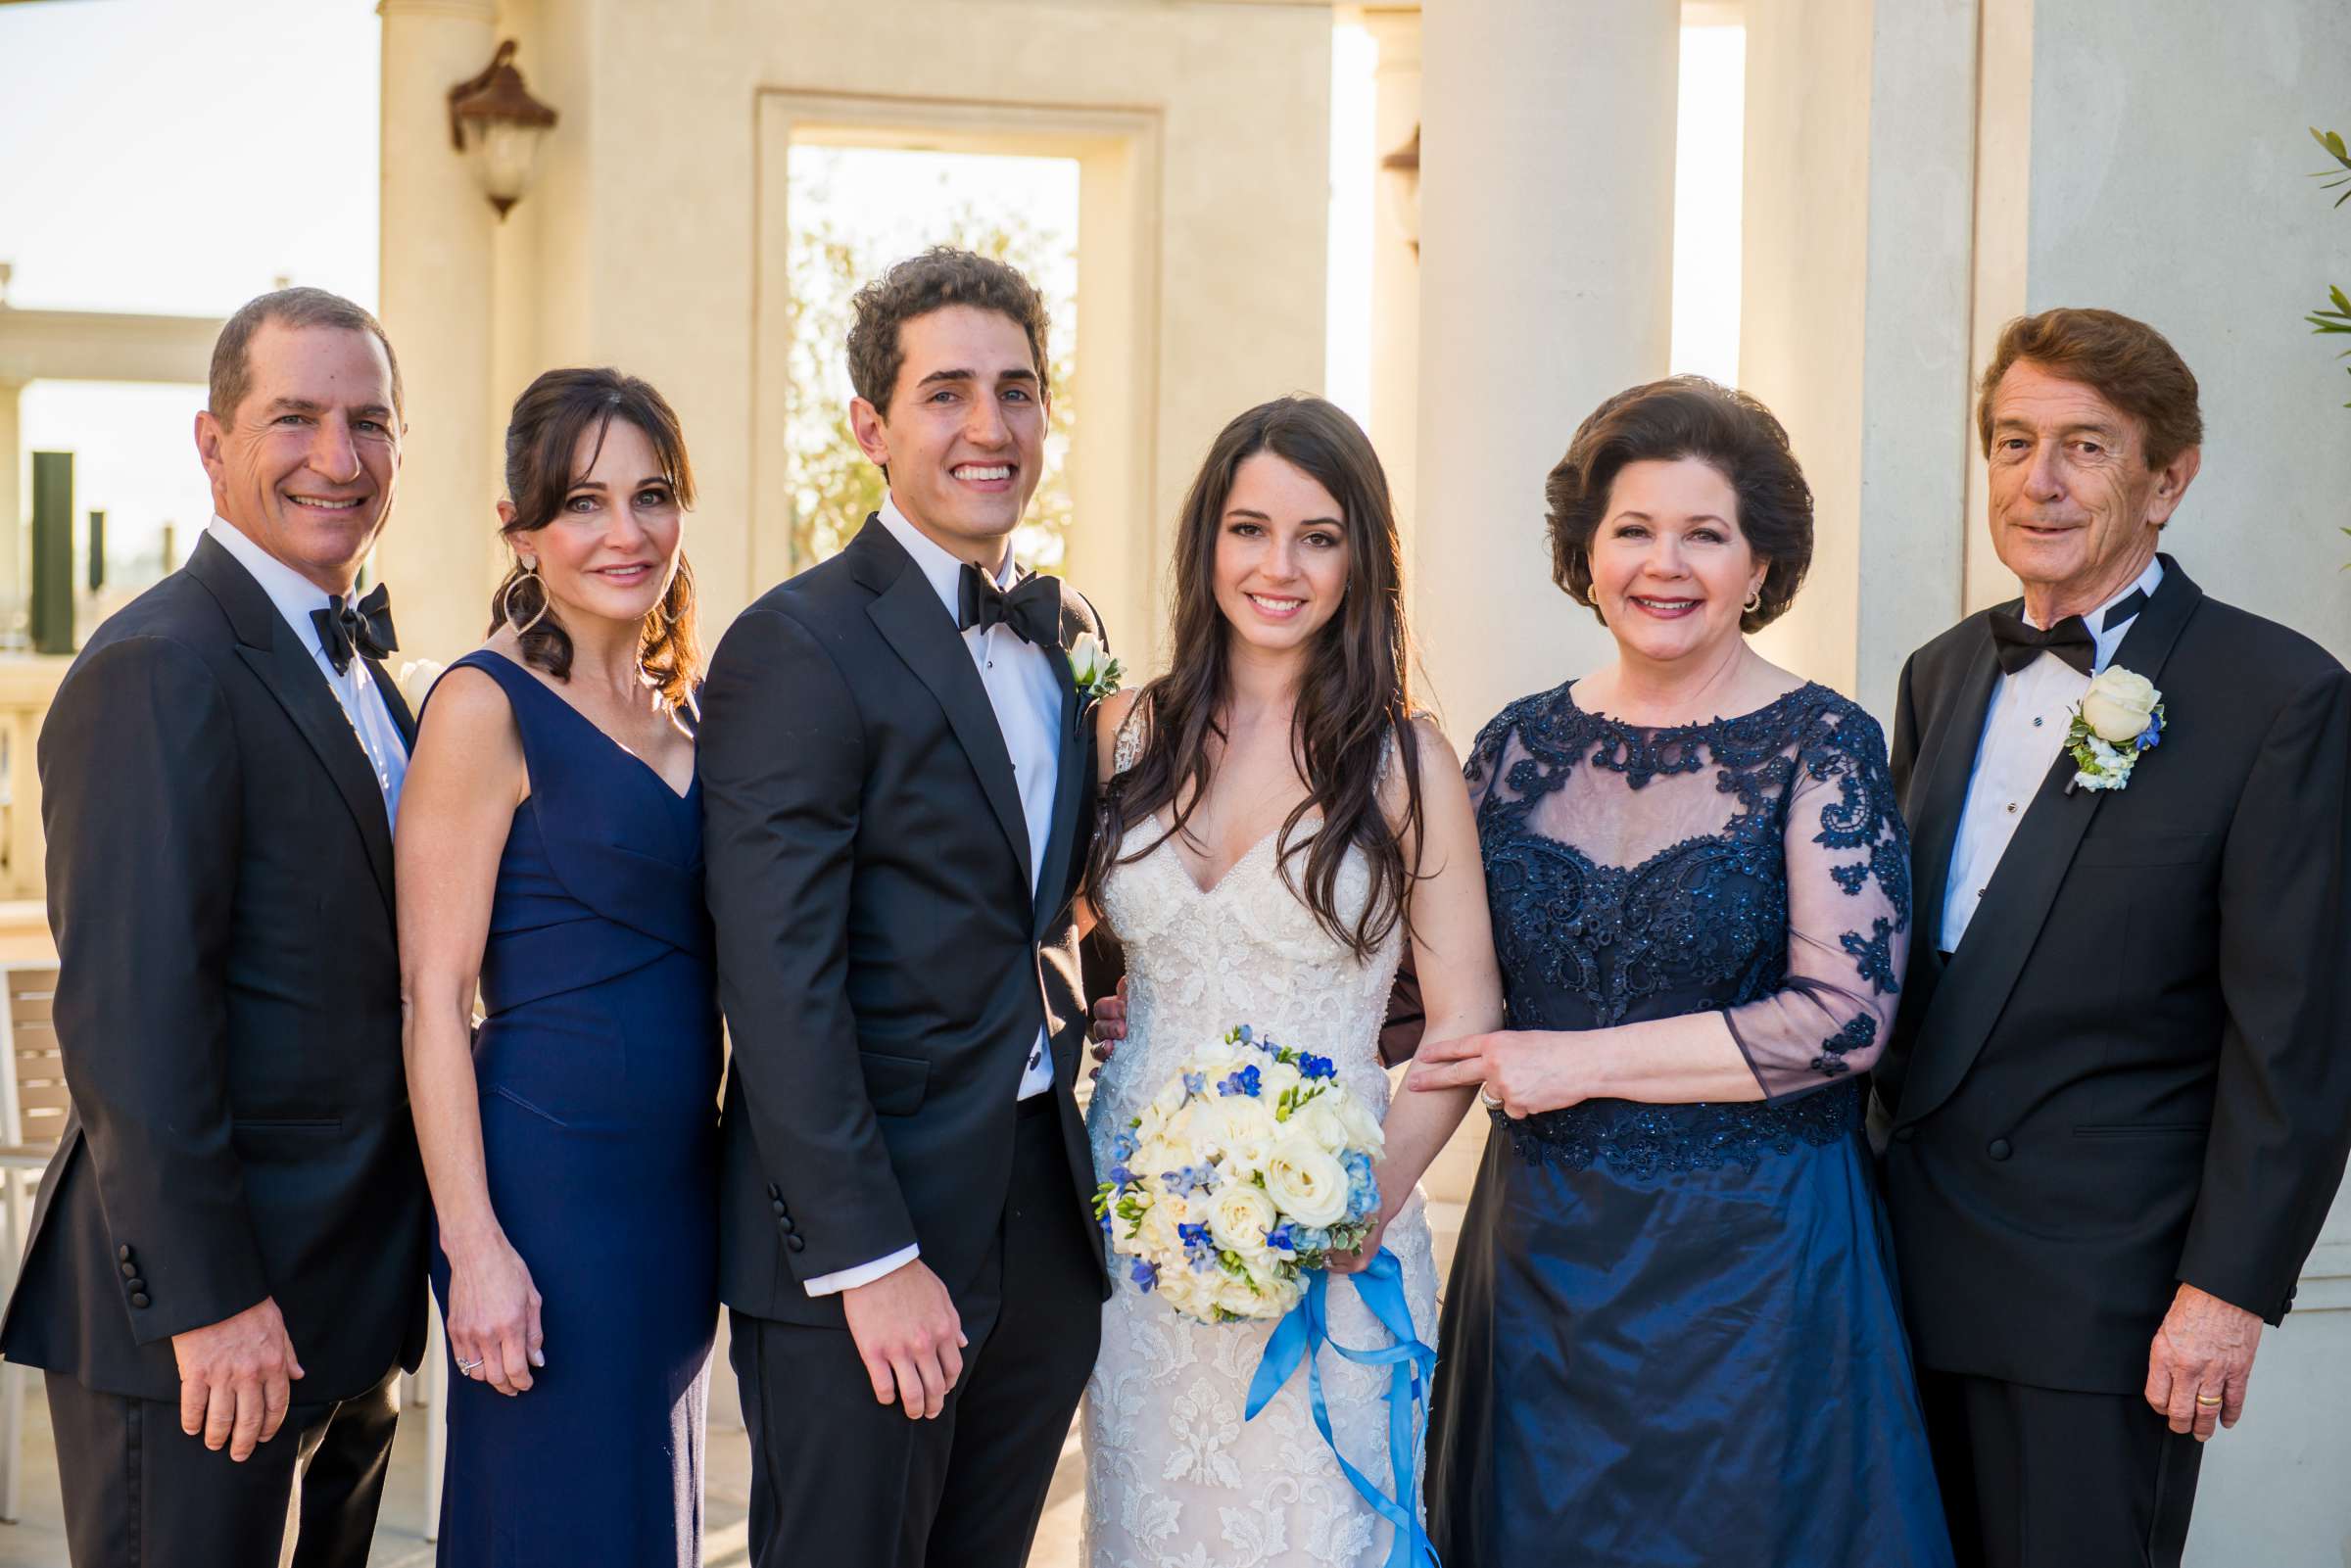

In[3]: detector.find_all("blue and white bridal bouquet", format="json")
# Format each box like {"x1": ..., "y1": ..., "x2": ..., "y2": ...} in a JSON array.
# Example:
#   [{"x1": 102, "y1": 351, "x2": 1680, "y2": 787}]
[{"x1": 1094, "y1": 1024, "x2": 1386, "y2": 1324}]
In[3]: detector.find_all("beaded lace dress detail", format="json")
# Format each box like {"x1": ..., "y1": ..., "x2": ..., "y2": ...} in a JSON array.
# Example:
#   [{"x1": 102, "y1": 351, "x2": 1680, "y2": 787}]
[
  {"x1": 1081, "y1": 712, "x2": 1435, "y2": 1568},
  {"x1": 1465, "y1": 681, "x2": 1911, "y2": 1175}
]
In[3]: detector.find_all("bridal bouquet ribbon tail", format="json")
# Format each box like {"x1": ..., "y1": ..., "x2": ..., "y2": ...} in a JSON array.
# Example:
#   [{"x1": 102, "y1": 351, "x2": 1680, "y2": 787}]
[{"x1": 1245, "y1": 1251, "x2": 1443, "y2": 1568}]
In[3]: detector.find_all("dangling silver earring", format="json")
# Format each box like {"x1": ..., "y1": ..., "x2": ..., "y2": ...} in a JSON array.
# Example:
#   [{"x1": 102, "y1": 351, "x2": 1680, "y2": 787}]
[
  {"x1": 504, "y1": 565, "x2": 549, "y2": 637},
  {"x1": 1743, "y1": 586, "x2": 1763, "y2": 615}
]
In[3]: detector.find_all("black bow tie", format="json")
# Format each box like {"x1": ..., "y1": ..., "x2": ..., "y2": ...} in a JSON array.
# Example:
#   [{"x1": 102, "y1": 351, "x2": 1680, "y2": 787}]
[
  {"x1": 957, "y1": 561, "x2": 1062, "y2": 648},
  {"x1": 1988, "y1": 588, "x2": 2149, "y2": 678},
  {"x1": 312, "y1": 584, "x2": 398, "y2": 676}
]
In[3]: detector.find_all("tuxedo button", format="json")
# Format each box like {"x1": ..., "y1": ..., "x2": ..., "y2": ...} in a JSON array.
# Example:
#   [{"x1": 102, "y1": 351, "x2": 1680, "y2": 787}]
[
  {"x1": 785, "y1": 1234, "x2": 806, "y2": 1253},
  {"x1": 766, "y1": 1183, "x2": 780, "y2": 1201},
  {"x1": 1894, "y1": 1126, "x2": 1917, "y2": 1144},
  {"x1": 125, "y1": 1277, "x2": 145, "y2": 1294},
  {"x1": 777, "y1": 1217, "x2": 797, "y2": 1236},
  {"x1": 1987, "y1": 1138, "x2": 2012, "y2": 1162},
  {"x1": 771, "y1": 1199, "x2": 787, "y2": 1216},
  {"x1": 117, "y1": 1245, "x2": 133, "y2": 1263},
  {"x1": 129, "y1": 1293, "x2": 151, "y2": 1309},
  {"x1": 119, "y1": 1261, "x2": 137, "y2": 1278}
]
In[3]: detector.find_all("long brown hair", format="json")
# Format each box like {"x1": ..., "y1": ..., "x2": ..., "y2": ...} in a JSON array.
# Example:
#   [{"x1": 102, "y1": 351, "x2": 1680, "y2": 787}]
[
  {"x1": 489, "y1": 367, "x2": 701, "y2": 710},
  {"x1": 1090, "y1": 396, "x2": 1422, "y2": 960}
]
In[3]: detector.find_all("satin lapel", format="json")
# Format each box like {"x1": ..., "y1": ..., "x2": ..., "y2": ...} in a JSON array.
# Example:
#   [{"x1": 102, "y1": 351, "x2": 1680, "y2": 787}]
[
  {"x1": 364, "y1": 657, "x2": 418, "y2": 751},
  {"x1": 234, "y1": 624, "x2": 397, "y2": 918},
  {"x1": 865, "y1": 557, "x2": 1034, "y2": 890},
  {"x1": 1895, "y1": 562, "x2": 2204, "y2": 1126},
  {"x1": 1908, "y1": 629, "x2": 2004, "y2": 955},
  {"x1": 1032, "y1": 605, "x2": 1086, "y2": 941}
]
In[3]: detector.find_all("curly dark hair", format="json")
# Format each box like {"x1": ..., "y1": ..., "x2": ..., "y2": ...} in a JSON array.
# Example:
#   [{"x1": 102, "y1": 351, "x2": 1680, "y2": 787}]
[
  {"x1": 488, "y1": 367, "x2": 701, "y2": 711},
  {"x1": 1544, "y1": 375, "x2": 1813, "y2": 633},
  {"x1": 846, "y1": 246, "x2": 1051, "y2": 415}
]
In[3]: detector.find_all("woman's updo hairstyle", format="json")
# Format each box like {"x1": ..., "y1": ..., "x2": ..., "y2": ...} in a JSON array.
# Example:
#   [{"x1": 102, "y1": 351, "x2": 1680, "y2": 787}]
[
  {"x1": 489, "y1": 367, "x2": 701, "y2": 710},
  {"x1": 1543, "y1": 375, "x2": 1813, "y2": 633}
]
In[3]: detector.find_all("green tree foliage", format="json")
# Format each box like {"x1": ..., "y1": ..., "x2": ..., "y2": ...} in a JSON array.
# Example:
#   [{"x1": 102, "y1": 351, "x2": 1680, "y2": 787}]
[
  {"x1": 2309, "y1": 128, "x2": 2351, "y2": 410},
  {"x1": 785, "y1": 206, "x2": 1077, "y2": 571}
]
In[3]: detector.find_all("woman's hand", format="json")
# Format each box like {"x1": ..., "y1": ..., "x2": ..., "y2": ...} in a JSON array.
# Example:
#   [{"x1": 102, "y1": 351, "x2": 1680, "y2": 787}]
[
  {"x1": 1407, "y1": 1030, "x2": 1589, "y2": 1118},
  {"x1": 1326, "y1": 1199, "x2": 1399, "y2": 1275},
  {"x1": 443, "y1": 1230, "x2": 545, "y2": 1397}
]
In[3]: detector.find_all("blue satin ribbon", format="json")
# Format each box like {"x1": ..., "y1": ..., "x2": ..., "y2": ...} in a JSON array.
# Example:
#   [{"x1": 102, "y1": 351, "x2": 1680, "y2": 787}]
[{"x1": 1244, "y1": 1249, "x2": 1440, "y2": 1568}]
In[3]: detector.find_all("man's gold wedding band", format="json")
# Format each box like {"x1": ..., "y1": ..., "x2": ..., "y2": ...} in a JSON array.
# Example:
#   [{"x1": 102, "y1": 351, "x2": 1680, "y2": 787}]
[{"x1": 2194, "y1": 1394, "x2": 2224, "y2": 1406}]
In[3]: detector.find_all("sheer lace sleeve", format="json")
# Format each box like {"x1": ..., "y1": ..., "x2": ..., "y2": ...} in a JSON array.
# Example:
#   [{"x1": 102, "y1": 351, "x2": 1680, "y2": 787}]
[
  {"x1": 1462, "y1": 703, "x2": 1527, "y2": 817},
  {"x1": 1722, "y1": 704, "x2": 1912, "y2": 1101},
  {"x1": 1111, "y1": 692, "x2": 1147, "y2": 776}
]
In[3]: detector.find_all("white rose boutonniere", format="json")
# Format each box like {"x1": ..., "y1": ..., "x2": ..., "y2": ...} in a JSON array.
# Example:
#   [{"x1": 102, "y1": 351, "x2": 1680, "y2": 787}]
[
  {"x1": 397, "y1": 657, "x2": 447, "y2": 716},
  {"x1": 2066, "y1": 665, "x2": 2165, "y2": 792},
  {"x1": 1067, "y1": 631, "x2": 1123, "y2": 705}
]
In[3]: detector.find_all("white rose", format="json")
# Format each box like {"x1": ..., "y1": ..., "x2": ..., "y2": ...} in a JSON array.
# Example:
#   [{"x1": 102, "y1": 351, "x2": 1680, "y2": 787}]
[
  {"x1": 2080, "y1": 667, "x2": 2159, "y2": 744},
  {"x1": 1332, "y1": 1091, "x2": 1387, "y2": 1155},
  {"x1": 1259, "y1": 1058, "x2": 1304, "y2": 1106},
  {"x1": 1207, "y1": 1182, "x2": 1279, "y2": 1257},
  {"x1": 1292, "y1": 1096, "x2": 1354, "y2": 1153},
  {"x1": 1069, "y1": 632, "x2": 1105, "y2": 688},
  {"x1": 1264, "y1": 1136, "x2": 1352, "y2": 1228},
  {"x1": 397, "y1": 657, "x2": 447, "y2": 714}
]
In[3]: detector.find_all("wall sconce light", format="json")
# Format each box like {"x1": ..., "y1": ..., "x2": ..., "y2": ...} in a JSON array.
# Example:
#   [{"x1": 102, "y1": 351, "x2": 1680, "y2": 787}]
[
  {"x1": 448, "y1": 40, "x2": 558, "y2": 219},
  {"x1": 1380, "y1": 124, "x2": 1420, "y2": 254}
]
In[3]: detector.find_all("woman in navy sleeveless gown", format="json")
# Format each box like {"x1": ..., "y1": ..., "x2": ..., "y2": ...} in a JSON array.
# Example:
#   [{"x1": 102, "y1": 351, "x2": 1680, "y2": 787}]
[
  {"x1": 398, "y1": 368, "x2": 719, "y2": 1565},
  {"x1": 1410, "y1": 379, "x2": 1951, "y2": 1566}
]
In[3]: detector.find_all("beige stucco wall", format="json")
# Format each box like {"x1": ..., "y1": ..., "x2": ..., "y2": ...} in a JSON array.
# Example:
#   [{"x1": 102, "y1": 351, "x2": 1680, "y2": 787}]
[{"x1": 383, "y1": 0, "x2": 1334, "y2": 670}]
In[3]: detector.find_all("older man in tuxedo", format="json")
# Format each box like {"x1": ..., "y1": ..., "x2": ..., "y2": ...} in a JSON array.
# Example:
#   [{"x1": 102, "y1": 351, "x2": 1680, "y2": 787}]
[
  {"x1": 1876, "y1": 308, "x2": 2351, "y2": 1568},
  {"x1": 0, "y1": 288, "x2": 428, "y2": 1565}
]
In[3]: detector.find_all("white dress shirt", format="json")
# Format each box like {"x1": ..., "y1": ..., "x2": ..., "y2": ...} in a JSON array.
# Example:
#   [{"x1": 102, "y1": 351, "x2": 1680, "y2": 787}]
[
  {"x1": 803, "y1": 498, "x2": 1068, "y2": 1298},
  {"x1": 1940, "y1": 557, "x2": 2163, "y2": 951},
  {"x1": 206, "y1": 517, "x2": 408, "y2": 826}
]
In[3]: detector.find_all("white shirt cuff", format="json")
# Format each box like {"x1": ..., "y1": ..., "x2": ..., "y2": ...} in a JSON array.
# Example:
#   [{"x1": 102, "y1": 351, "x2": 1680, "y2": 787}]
[{"x1": 802, "y1": 1244, "x2": 920, "y2": 1298}]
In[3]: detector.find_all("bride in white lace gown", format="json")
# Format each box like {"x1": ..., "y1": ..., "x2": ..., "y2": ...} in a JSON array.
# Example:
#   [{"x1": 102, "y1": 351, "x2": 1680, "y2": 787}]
[{"x1": 1078, "y1": 397, "x2": 1503, "y2": 1568}]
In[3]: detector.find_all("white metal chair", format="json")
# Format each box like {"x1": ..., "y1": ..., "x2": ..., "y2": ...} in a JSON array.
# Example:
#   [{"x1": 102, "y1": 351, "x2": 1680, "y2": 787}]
[{"x1": 0, "y1": 965, "x2": 65, "y2": 1525}]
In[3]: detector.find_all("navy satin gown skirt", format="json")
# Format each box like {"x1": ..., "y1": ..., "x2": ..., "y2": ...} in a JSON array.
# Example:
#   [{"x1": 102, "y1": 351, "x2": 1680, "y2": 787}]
[{"x1": 427, "y1": 651, "x2": 720, "y2": 1566}]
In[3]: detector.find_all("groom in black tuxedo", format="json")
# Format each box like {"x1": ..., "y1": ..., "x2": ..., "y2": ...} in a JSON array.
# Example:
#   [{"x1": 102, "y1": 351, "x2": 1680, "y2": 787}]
[
  {"x1": 0, "y1": 289, "x2": 428, "y2": 1565},
  {"x1": 701, "y1": 248, "x2": 1108, "y2": 1568},
  {"x1": 1878, "y1": 308, "x2": 2351, "y2": 1567}
]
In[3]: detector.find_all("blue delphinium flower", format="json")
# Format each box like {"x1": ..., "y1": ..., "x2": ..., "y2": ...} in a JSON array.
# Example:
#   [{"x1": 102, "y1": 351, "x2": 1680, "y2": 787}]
[
  {"x1": 1130, "y1": 1259, "x2": 1158, "y2": 1293},
  {"x1": 1107, "y1": 1164, "x2": 1133, "y2": 1187},
  {"x1": 2138, "y1": 716, "x2": 2164, "y2": 750},
  {"x1": 1218, "y1": 1064, "x2": 1263, "y2": 1098},
  {"x1": 1235, "y1": 1024, "x2": 1254, "y2": 1043},
  {"x1": 1298, "y1": 1053, "x2": 1337, "y2": 1080},
  {"x1": 1265, "y1": 1221, "x2": 1298, "y2": 1254},
  {"x1": 1111, "y1": 1129, "x2": 1138, "y2": 1162},
  {"x1": 1098, "y1": 1210, "x2": 1114, "y2": 1234},
  {"x1": 1342, "y1": 1151, "x2": 1379, "y2": 1218},
  {"x1": 1162, "y1": 1164, "x2": 1215, "y2": 1198},
  {"x1": 1181, "y1": 1070, "x2": 1207, "y2": 1097}
]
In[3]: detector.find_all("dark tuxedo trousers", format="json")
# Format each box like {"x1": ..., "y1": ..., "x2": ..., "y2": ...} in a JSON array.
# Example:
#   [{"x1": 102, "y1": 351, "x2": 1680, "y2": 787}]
[
  {"x1": 699, "y1": 519, "x2": 1110, "y2": 1568},
  {"x1": 0, "y1": 536, "x2": 429, "y2": 1565},
  {"x1": 1878, "y1": 557, "x2": 2351, "y2": 1565}
]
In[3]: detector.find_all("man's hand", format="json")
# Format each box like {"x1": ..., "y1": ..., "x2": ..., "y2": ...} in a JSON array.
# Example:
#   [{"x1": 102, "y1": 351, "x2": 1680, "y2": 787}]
[
  {"x1": 1089, "y1": 976, "x2": 1129, "y2": 1065},
  {"x1": 171, "y1": 1298, "x2": 304, "y2": 1461},
  {"x1": 841, "y1": 1259, "x2": 967, "y2": 1420},
  {"x1": 2145, "y1": 1282, "x2": 2263, "y2": 1442}
]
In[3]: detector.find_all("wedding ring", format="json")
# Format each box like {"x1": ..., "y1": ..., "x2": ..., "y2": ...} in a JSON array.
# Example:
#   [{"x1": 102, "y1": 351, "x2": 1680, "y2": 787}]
[
  {"x1": 456, "y1": 1356, "x2": 484, "y2": 1373},
  {"x1": 2194, "y1": 1394, "x2": 2224, "y2": 1406},
  {"x1": 1477, "y1": 1085, "x2": 1504, "y2": 1110}
]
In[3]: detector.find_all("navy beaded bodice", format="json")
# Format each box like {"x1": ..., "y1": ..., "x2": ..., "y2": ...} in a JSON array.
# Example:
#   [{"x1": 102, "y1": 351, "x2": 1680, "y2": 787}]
[{"x1": 1468, "y1": 680, "x2": 1912, "y2": 1177}]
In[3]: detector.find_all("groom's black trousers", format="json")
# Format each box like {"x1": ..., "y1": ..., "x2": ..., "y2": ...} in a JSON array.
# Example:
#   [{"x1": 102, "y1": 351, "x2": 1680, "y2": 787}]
[
  {"x1": 730, "y1": 1100, "x2": 1101, "y2": 1568},
  {"x1": 1922, "y1": 1370, "x2": 2204, "y2": 1568}
]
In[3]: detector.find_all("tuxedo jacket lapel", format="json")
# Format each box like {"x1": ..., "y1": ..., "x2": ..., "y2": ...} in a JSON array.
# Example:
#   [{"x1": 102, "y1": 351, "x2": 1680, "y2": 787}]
[
  {"x1": 1895, "y1": 560, "x2": 2205, "y2": 1126},
  {"x1": 186, "y1": 537, "x2": 397, "y2": 918},
  {"x1": 1032, "y1": 600, "x2": 1088, "y2": 943},
  {"x1": 365, "y1": 657, "x2": 418, "y2": 751},
  {"x1": 849, "y1": 520, "x2": 1035, "y2": 891},
  {"x1": 1909, "y1": 632, "x2": 2003, "y2": 958}
]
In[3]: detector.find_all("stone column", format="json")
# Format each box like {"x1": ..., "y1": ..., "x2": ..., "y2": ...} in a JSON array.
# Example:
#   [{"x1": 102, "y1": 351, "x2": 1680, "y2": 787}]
[
  {"x1": 375, "y1": 0, "x2": 502, "y2": 667},
  {"x1": 0, "y1": 380, "x2": 20, "y2": 619},
  {"x1": 1363, "y1": 8, "x2": 1421, "y2": 567},
  {"x1": 1412, "y1": 0, "x2": 1680, "y2": 741}
]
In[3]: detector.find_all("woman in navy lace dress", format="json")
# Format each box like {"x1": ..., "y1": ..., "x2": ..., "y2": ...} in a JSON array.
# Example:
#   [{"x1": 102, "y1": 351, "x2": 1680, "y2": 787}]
[{"x1": 1411, "y1": 379, "x2": 1952, "y2": 1566}]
